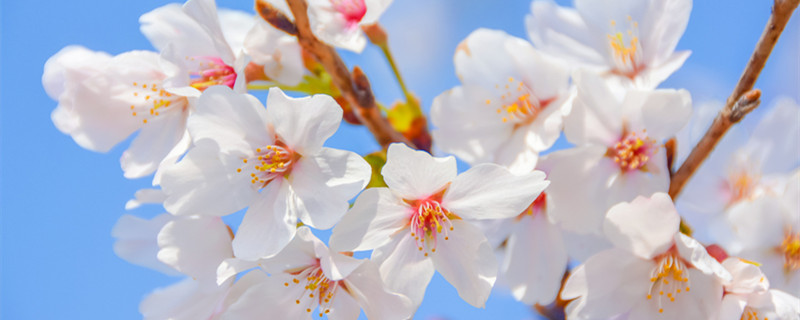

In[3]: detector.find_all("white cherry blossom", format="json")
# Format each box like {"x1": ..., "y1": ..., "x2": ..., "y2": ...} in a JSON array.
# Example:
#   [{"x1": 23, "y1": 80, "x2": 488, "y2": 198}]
[
  {"x1": 526, "y1": 0, "x2": 692, "y2": 88},
  {"x1": 244, "y1": 18, "x2": 306, "y2": 86},
  {"x1": 307, "y1": 0, "x2": 393, "y2": 53},
  {"x1": 546, "y1": 70, "x2": 691, "y2": 235},
  {"x1": 562, "y1": 193, "x2": 731, "y2": 319},
  {"x1": 712, "y1": 171, "x2": 800, "y2": 297},
  {"x1": 160, "y1": 86, "x2": 371, "y2": 260},
  {"x1": 431, "y1": 28, "x2": 572, "y2": 173},
  {"x1": 717, "y1": 258, "x2": 800, "y2": 320},
  {"x1": 44, "y1": 0, "x2": 252, "y2": 179},
  {"x1": 329, "y1": 143, "x2": 549, "y2": 308},
  {"x1": 220, "y1": 227, "x2": 414, "y2": 320}
]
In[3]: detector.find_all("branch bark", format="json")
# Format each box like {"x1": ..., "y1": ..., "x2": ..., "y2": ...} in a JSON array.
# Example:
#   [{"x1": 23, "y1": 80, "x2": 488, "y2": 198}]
[
  {"x1": 668, "y1": 0, "x2": 799, "y2": 199},
  {"x1": 262, "y1": 0, "x2": 413, "y2": 150}
]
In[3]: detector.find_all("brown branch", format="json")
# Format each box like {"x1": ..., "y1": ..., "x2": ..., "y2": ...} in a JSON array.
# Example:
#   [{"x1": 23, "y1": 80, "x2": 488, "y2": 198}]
[
  {"x1": 668, "y1": 0, "x2": 799, "y2": 199},
  {"x1": 282, "y1": 0, "x2": 413, "y2": 150},
  {"x1": 255, "y1": 0, "x2": 297, "y2": 35}
]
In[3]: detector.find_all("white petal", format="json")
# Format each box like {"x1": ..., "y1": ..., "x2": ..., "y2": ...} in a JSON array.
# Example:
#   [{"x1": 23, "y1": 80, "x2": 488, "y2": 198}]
[
  {"x1": 726, "y1": 196, "x2": 785, "y2": 251},
  {"x1": 327, "y1": 287, "x2": 362, "y2": 320},
  {"x1": 637, "y1": 50, "x2": 691, "y2": 89},
  {"x1": 565, "y1": 70, "x2": 623, "y2": 146},
  {"x1": 189, "y1": 86, "x2": 272, "y2": 155},
  {"x1": 603, "y1": 192, "x2": 679, "y2": 259},
  {"x1": 161, "y1": 142, "x2": 256, "y2": 216},
  {"x1": 289, "y1": 148, "x2": 371, "y2": 229},
  {"x1": 430, "y1": 220, "x2": 497, "y2": 308},
  {"x1": 640, "y1": 0, "x2": 692, "y2": 65},
  {"x1": 504, "y1": 214, "x2": 568, "y2": 305},
  {"x1": 221, "y1": 273, "x2": 310, "y2": 320},
  {"x1": 747, "y1": 97, "x2": 800, "y2": 174},
  {"x1": 675, "y1": 233, "x2": 732, "y2": 282},
  {"x1": 217, "y1": 9, "x2": 255, "y2": 55},
  {"x1": 381, "y1": 143, "x2": 457, "y2": 200},
  {"x1": 721, "y1": 257, "x2": 769, "y2": 294},
  {"x1": 430, "y1": 85, "x2": 513, "y2": 166},
  {"x1": 374, "y1": 234, "x2": 436, "y2": 308},
  {"x1": 526, "y1": 1, "x2": 606, "y2": 67},
  {"x1": 232, "y1": 180, "x2": 297, "y2": 260},
  {"x1": 216, "y1": 258, "x2": 260, "y2": 285},
  {"x1": 318, "y1": 246, "x2": 364, "y2": 281},
  {"x1": 266, "y1": 87, "x2": 342, "y2": 155},
  {"x1": 717, "y1": 294, "x2": 748, "y2": 320},
  {"x1": 329, "y1": 188, "x2": 411, "y2": 252},
  {"x1": 562, "y1": 248, "x2": 652, "y2": 319},
  {"x1": 342, "y1": 260, "x2": 414, "y2": 320},
  {"x1": 254, "y1": 226, "x2": 319, "y2": 275},
  {"x1": 125, "y1": 188, "x2": 167, "y2": 210},
  {"x1": 139, "y1": 3, "x2": 218, "y2": 57},
  {"x1": 181, "y1": 0, "x2": 236, "y2": 62},
  {"x1": 121, "y1": 112, "x2": 189, "y2": 179},
  {"x1": 42, "y1": 45, "x2": 111, "y2": 99},
  {"x1": 443, "y1": 164, "x2": 548, "y2": 220},
  {"x1": 140, "y1": 278, "x2": 229, "y2": 320},
  {"x1": 112, "y1": 214, "x2": 181, "y2": 276},
  {"x1": 244, "y1": 20, "x2": 305, "y2": 86},
  {"x1": 637, "y1": 89, "x2": 692, "y2": 141},
  {"x1": 157, "y1": 216, "x2": 233, "y2": 286},
  {"x1": 454, "y1": 28, "x2": 521, "y2": 88}
]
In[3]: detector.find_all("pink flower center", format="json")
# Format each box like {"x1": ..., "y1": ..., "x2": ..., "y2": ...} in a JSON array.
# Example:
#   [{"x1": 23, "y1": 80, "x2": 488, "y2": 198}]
[
  {"x1": 188, "y1": 56, "x2": 237, "y2": 91},
  {"x1": 128, "y1": 81, "x2": 189, "y2": 124},
  {"x1": 607, "y1": 16, "x2": 644, "y2": 79},
  {"x1": 408, "y1": 199, "x2": 457, "y2": 257},
  {"x1": 646, "y1": 251, "x2": 691, "y2": 314},
  {"x1": 236, "y1": 144, "x2": 296, "y2": 187},
  {"x1": 724, "y1": 169, "x2": 760, "y2": 205},
  {"x1": 285, "y1": 264, "x2": 341, "y2": 317},
  {"x1": 330, "y1": 0, "x2": 367, "y2": 27},
  {"x1": 516, "y1": 192, "x2": 547, "y2": 221},
  {"x1": 608, "y1": 130, "x2": 657, "y2": 172},
  {"x1": 485, "y1": 77, "x2": 553, "y2": 126}
]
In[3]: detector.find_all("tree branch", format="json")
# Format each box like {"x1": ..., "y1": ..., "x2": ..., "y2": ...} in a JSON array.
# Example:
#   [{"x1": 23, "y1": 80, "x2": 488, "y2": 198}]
[
  {"x1": 668, "y1": 0, "x2": 799, "y2": 199},
  {"x1": 277, "y1": 0, "x2": 413, "y2": 150}
]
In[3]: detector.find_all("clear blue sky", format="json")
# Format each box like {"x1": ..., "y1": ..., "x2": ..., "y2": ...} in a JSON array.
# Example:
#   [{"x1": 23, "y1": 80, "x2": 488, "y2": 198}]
[{"x1": 1, "y1": 0, "x2": 797, "y2": 319}]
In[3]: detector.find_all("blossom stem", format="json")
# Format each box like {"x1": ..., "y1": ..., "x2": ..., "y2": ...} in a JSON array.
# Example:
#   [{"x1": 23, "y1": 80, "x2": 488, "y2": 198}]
[
  {"x1": 279, "y1": 0, "x2": 414, "y2": 150},
  {"x1": 668, "y1": 0, "x2": 799, "y2": 200},
  {"x1": 363, "y1": 24, "x2": 416, "y2": 109}
]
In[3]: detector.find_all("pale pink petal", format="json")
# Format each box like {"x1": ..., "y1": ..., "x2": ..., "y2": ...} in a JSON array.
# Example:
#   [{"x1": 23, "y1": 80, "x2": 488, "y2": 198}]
[
  {"x1": 329, "y1": 188, "x2": 411, "y2": 252},
  {"x1": 636, "y1": 89, "x2": 692, "y2": 141},
  {"x1": 562, "y1": 248, "x2": 652, "y2": 319},
  {"x1": 112, "y1": 214, "x2": 181, "y2": 276},
  {"x1": 443, "y1": 164, "x2": 548, "y2": 220},
  {"x1": 253, "y1": 226, "x2": 318, "y2": 275},
  {"x1": 342, "y1": 260, "x2": 414, "y2": 320},
  {"x1": 327, "y1": 287, "x2": 362, "y2": 320},
  {"x1": 181, "y1": 0, "x2": 236, "y2": 62},
  {"x1": 216, "y1": 258, "x2": 260, "y2": 285},
  {"x1": 288, "y1": 147, "x2": 371, "y2": 229},
  {"x1": 266, "y1": 87, "x2": 342, "y2": 155},
  {"x1": 125, "y1": 188, "x2": 167, "y2": 210},
  {"x1": 430, "y1": 220, "x2": 497, "y2": 308},
  {"x1": 232, "y1": 179, "x2": 297, "y2": 260},
  {"x1": 42, "y1": 45, "x2": 111, "y2": 99},
  {"x1": 217, "y1": 9, "x2": 254, "y2": 55},
  {"x1": 717, "y1": 294, "x2": 748, "y2": 320},
  {"x1": 139, "y1": 4, "x2": 218, "y2": 57},
  {"x1": 221, "y1": 273, "x2": 310, "y2": 320},
  {"x1": 640, "y1": 0, "x2": 691, "y2": 64},
  {"x1": 454, "y1": 28, "x2": 520, "y2": 89},
  {"x1": 675, "y1": 233, "x2": 732, "y2": 282},
  {"x1": 121, "y1": 111, "x2": 189, "y2": 179},
  {"x1": 140, "y1": 278, "x2": 229, "y2": 320},
  {"x1": 526, "y1": 1, "x2": 606, "y2": 67},
  {"x1": 244, "y1": 19, "x2": 305, "y2": 86},
  {"x1": 157, "y1": 216, "x2": 233, "y2": 286},
  {"x1": 307, "y1": 0, "x2": 367, "y2": 53},
  {"x1": 504, "y1": 214, "x2": 568, "y2": 305},
  {"x1": 188, "y1": 86, "x2": 272, "y2": 155},
  {"x1": 603, "y1": 192, "x2": 679, "y2": 259},
  {"x1": 381, "y1": 143, "x2": 457, "y2": 200},
  {"x1": 564, "y1": 70, "x2": 623, "y2": 146},
  {"x1": 374, "y1": 234, "x2": 436, "y2": 308},
  {"x1": 722, "y1": 257, "x2": 770, "y2": 294},
  {"x1": 161, "y1": 142, "x2": 257, "y2": 216}
]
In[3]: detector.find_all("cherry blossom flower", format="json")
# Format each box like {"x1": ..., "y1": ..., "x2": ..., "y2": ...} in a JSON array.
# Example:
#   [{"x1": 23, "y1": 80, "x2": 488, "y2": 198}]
[
  {"x1": 431, "y1": 28, "x2": 572, "y2": 173},
  {"x1": 244, "y1": 18, "x2": 306, "y2": 86},
  {"x1": 113, "y1": 213, "x2": 266, "y2": 320},
  {"x1": 526, "y1": 0, "x2": 692, "y2": 88},
  {"x1": 711, "y1": 171, "x2": 800, "y2": 297},
  {"x1": 717, "y1": 258, "x2": 800, "y2": 320},
  {"x1": 220, "y1": 227, "x2": 414, "y2": 320},
  {"x1": 545, "y1": 70, "x2": 691, "y2": 235},
  {"x1": 160, "y1": 86, "x2": 371, "y2": 260},
  {"x1": 678, "y1": 98, "x2": 800, "y2": 243},
  {"x1": 307, "y1": 0, "x2": 394, "y2": 53},
  {"x1": 44, "y1": 0, "x2": 252, "y2": 179},
  {"x1": 263, "y1": 0, "x2": 393, "y2": 53},
  {"x1": 328, "y1": 143, "x2": 549, "y2": 308},
  {"x1": 562, "y1": 193, "x2": 731, "y2": 319}
]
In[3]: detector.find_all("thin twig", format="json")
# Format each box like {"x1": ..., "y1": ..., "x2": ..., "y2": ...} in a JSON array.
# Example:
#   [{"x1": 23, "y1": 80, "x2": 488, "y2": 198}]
[
  {"x1": 668, "y1": 0, "x2": 799, "y2": 199},
  {"x1": 281, "y1": 0, "x2": 413, "y2": 149},
  {"x1": 255, "y1": 0, "x2": 297, "y2": 35}
]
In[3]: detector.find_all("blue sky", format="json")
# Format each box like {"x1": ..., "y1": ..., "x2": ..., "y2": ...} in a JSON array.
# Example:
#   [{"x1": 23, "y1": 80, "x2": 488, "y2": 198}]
[{"x1": 1, "y1": 0, "x2": 798, "y2": 319}]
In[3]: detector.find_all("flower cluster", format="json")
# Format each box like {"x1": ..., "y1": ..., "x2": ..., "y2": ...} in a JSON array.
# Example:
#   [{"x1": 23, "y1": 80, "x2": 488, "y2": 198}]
[{"x1": 43, "y1": 0, "x2": 799, "y2": 319}]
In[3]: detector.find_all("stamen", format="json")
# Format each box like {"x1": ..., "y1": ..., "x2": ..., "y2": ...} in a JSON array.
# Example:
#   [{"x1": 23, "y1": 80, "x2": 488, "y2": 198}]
[
  {"x1": 780, "y1": 229, "x2": 800, "y2": 272},
  {"x1": 606, "y1": 18, "x2": 643, "y2": 78},
  {"x1": 489, "y1": 77, "x2": 553, "y2": 125},
  {"x1": 236, "y1": 144, "x2": 295, "y2": 188},
  {"x1": 607, "y1": 130, "x2": 657, "y2": 172},
  {"x1": 647, "y1": 251, "x2": 691, "y2": 314},
  {"x1": 409, "y1": 199, "x2": 458, "y2": 256},
  {"x1": 188, "y1": 56, "x2": 236, "y2": 91}
]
